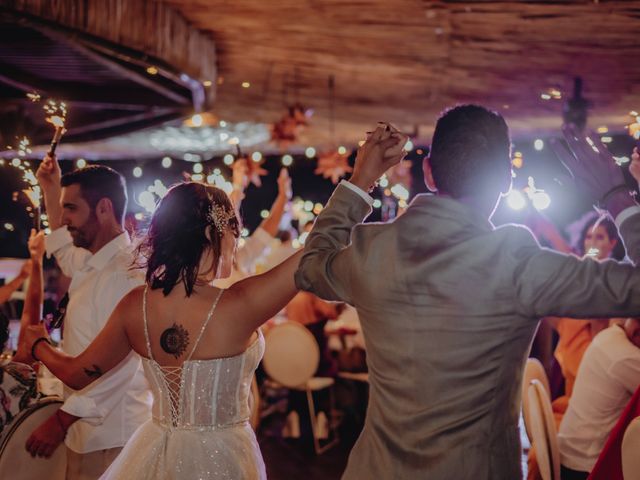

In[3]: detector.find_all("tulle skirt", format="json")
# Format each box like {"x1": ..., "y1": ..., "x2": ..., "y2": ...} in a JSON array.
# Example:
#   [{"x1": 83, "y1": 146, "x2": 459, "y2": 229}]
[{"x1": 101, "y1": 419, "x2": 266, "y2": 480}]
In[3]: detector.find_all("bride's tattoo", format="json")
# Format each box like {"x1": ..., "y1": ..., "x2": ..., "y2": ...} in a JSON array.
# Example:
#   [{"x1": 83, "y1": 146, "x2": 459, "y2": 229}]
[
  {"x1": 84, "y1": 364, "x2": 103, "y2": 378},
  {"x1": 160, "y1": 323, "x2": 190, "y2": 358}
]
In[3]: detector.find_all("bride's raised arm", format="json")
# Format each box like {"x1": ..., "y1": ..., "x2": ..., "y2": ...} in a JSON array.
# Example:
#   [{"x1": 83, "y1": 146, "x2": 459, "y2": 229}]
[
  {"x1": 228, "y1": 250, "x2": 303, "y2": 333},
  {"x1": 22, "y1": 288, "x2": 136, "y2": 390}
]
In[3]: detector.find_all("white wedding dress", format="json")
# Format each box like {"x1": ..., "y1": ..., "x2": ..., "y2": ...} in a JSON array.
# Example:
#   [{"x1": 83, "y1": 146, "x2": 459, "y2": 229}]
[{"x1": 101, "y1": 288, "x2": 266, "y2": 479}]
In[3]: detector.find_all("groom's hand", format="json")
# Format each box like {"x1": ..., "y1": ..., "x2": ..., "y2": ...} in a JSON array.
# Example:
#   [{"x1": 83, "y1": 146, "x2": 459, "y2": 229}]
[{"x1": 350, "y1": 123, "x2": 408, "y2": 192}]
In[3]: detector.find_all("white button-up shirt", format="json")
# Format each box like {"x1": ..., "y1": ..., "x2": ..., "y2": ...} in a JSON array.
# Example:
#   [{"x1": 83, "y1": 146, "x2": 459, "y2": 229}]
[
  {"x1": 558, "y1": 325, "x2": 640, "y2": 471},
  {"x1": 45, "y1": 228, "x2": 152, "y2": 453}
]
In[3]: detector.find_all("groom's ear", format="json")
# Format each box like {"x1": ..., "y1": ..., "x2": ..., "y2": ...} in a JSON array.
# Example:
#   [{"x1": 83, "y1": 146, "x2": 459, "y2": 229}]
[{"x1": 423, "y1": 157, "x2": 437, "y2": 192}]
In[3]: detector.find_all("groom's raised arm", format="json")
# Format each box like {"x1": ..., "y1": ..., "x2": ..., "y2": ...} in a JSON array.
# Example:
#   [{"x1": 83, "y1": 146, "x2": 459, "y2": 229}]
[
  {"x1": 296, "y1": 123, "x2": 408, "y2": 304},
  {"x1": 295, "y1": 181, "x2": 373, "y2": 304}
]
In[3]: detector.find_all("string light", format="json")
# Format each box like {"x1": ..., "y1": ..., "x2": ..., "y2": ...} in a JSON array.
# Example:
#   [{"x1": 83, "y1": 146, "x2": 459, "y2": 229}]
[
  {"x1": 223, "y1": 154, "x2": 234, "y2": 165},
  {"x1": 534, "y1": 139, "x2": 544, "y2": 151},
  {"x1": 162, "y1": 157, "x2": 172, "y2": 168},
  {"x1": 76, "y1": 158, "x2": 86, "y2": 169},
  {"x1": 305, "y1": 147, "x2": 316, "y2": 158},
  {"x1": 133, "y1": 167, "x2": 143, "y2": 178},
  {"x1": 281, "y1": 154, "x2": 293, "y2": 166}
]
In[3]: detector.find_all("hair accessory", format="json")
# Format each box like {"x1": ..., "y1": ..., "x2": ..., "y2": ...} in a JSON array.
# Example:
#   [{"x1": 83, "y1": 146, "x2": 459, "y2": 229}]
[{"x1": 206, "y1": 202, "x2": 236, "y2": 233}]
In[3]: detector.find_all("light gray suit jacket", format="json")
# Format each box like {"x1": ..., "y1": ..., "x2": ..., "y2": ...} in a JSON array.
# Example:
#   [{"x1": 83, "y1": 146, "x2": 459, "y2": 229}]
[{"x1": 295, "y1": 184, "x2": 640, "y2": 480}]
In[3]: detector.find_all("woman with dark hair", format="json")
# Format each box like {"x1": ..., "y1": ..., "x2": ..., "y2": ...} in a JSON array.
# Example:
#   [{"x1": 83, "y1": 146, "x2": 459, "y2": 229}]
[{"x1": 21, "y1": 181, "x2": 302, "y2": 479}]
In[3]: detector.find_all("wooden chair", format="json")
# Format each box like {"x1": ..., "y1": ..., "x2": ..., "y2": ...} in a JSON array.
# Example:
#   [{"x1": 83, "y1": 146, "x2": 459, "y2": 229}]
[
  {"x1": 522, "y1": 358, "x2": 551, "y2": 443},
  {"x1": 622, "y1": 416, "x2": 640, "y2": 480},
  {"x1": 527, "y1": 380, "x2": 560, "y2": 480}
]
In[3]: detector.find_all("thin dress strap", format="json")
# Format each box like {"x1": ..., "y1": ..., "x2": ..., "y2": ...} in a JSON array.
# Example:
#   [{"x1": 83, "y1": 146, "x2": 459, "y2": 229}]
[
  {"x1": 142, "y1": 284, "x2": 154, "y2": 361},
  {"x1": 185, "y1": 288, "x2": 225, "y2": 362}
]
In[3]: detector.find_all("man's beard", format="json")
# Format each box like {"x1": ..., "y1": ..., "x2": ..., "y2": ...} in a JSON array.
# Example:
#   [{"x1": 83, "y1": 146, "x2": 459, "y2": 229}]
[
  {"x1": 68, "y1": 227, "x2": 91, "y2": 248},
  {"x1": 68, "y1": 213, "x2": 98, "y2": 249}
]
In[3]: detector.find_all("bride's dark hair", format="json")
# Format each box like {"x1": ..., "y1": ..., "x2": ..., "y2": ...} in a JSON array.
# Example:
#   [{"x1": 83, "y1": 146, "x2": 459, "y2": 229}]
[{"x1": 137, "y1": 182, "x2": 240, "y2": 296}]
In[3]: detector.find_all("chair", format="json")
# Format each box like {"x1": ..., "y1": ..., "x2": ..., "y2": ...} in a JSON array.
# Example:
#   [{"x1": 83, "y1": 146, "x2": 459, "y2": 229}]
[
  {"x1": 522, "y1": 358, "x2": 551, "y2": 443},
  {"x1": 262, "y1": 321, "x2": 339, "y2": 454},
  {"x1": 0, "y1": 397, "x2": 66, "y2": 479},
  {"x1": 527, "y1": 380, "x2": 560, "y2": 480},
  {"x1": 622, "y1": 416, "x2": 640, "y2": 480}
]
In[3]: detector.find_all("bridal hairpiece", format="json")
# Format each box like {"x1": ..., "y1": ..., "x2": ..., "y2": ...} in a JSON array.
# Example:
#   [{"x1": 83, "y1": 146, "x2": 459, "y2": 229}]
[{"x1": 206, "y1": 202, "x2": 236, "y2": 233}]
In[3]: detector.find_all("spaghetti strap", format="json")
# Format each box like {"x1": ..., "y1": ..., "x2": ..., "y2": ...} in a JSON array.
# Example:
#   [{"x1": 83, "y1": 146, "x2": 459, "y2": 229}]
[
  {"x1": 185, "y1": 288, "x2": 225, "y2": 361},
  {"x1": 142, "y1": 285, "x2": 154, "y2": 361}
]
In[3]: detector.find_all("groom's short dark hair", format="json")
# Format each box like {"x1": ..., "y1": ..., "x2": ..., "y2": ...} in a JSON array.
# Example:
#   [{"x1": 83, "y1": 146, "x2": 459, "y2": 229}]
[
  {"x1": 429, "y1": 105, "x2": 511, "y2": 199},
  {"x1": 61, "y1": 165, "x2": 128, "y2": 225}
]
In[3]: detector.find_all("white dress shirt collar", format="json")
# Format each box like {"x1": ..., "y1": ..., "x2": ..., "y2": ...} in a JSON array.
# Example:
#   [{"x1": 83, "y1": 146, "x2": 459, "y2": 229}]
[{"x1": 86, "y1": 232, "x2": 131, "y2": 271}]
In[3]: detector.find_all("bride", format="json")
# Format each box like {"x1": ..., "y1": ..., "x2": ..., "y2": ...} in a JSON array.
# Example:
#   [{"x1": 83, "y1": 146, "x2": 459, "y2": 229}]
[{"x1": 23, "y1": 180, "x2": 301, "y2": 479}]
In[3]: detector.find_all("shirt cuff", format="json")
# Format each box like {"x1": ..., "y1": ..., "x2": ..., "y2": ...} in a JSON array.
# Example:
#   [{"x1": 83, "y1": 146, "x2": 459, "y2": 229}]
[
  {"x1": 60, "y1": 394, "x2": 104, "y2": 426},
  {"x1": 614, "y1": 206, "x2": 640, "y2": 229},
  {"x1": 340, "y1": 180, "x2": 374, "y2": 206},
  {"x1": 45, "y1": 227, "x2": 72, "y2": 257}
]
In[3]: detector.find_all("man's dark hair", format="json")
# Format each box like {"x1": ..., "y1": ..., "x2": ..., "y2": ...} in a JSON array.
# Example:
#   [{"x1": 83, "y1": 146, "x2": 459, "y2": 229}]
[
  {"x1": 429, "y1": 105, "x2": 511, "y2": 199},
  {"x1": 61, "y1": 166, "x2": 128, "y2": 224}
]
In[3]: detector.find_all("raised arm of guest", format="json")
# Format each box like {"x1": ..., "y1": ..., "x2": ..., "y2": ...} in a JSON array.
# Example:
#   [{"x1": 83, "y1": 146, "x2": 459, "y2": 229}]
[
  {"x1": 235, "y1": 168, "x2": 292, "y2": 273},
  {"x1": 13, "y1": 230, "x2": 45, "y2": 364},
  {"x1": 229, "y1": 158, "x2": 248, "y2": 212},
  {"x1": 0, "y1": 260, "x2": 30, "y2": 304},
  {"x1": 513, "y1": 130, "x2": 640, "y2": 319}
]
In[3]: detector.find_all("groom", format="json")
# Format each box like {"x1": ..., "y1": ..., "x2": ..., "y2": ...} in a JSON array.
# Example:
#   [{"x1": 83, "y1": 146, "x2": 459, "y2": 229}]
[{"x1": 295, "y1": 105, "x2": 640, "y2": 479}]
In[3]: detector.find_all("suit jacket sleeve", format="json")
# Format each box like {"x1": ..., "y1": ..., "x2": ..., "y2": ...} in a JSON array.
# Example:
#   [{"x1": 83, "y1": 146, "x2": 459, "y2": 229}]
[
  {"x1": 513, "y1": 213, "x2": 640, "y2": 319},
  {"x1": 295, "y1": 183, "x2": 372, "y2": 304}
]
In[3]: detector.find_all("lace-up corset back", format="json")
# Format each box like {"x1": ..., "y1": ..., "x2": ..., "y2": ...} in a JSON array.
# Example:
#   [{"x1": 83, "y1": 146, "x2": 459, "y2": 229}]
[{"x1": 141, "y1": 286, "x2": 264, "y2": 429}]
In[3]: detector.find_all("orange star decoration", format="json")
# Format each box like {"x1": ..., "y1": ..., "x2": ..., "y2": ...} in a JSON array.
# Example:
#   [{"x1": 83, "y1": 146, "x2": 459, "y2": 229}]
[
  {"x1": 271, "y1": 103, "x2": 312, "y2": 148},
  {"x1": 315, "y1": 149, "x2": 353, "y2": 184},
  {"x1": 386, "y1": 159, "x2": 412, "y2": 191},
  {"x1": 245, "y1": 156, "x2": 269, "y2": 187}
]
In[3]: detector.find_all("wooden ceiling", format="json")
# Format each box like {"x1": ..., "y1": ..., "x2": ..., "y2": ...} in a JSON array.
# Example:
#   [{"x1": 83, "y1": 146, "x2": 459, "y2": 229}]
[{"x1": 162, "y1": 0, "x2": 640, "y2": 144}]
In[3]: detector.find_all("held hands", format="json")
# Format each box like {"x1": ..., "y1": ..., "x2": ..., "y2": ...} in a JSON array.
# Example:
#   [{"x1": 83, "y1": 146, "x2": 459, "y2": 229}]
[
  {"x1": 350, "y1": 123, "x2": 408, "y2": 192},
  {"x1": 35, "y1": 154, "x2": 61, "y2": 191}
]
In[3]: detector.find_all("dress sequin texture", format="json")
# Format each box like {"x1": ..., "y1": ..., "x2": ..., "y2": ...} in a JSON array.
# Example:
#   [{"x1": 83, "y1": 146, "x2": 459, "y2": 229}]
[{"x1": 101, "y1": 288, "x2": 266, "y2": 479}]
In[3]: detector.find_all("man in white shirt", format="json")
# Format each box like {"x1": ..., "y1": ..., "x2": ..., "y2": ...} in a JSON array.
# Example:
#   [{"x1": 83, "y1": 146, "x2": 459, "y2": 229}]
[
  {"x1": 558, "y1": 319, "x2": 640, "y2": 479},
  {"x1": 27, "y1": 155, "x2": 151, "y2": 479}
]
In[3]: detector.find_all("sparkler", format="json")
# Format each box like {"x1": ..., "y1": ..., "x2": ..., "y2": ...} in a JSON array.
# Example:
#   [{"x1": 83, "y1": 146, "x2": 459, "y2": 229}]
[{"x1": 43, "y1": 99, "x2": 68, "y2": 155}]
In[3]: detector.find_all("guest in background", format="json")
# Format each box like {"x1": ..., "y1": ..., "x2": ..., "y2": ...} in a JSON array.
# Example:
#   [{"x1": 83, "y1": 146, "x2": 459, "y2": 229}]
[
  {"x1": 28, "y1": 154, "x2": 151, "y2": 480},
  {"x1": 215, "y1": 168, "x2": 292, "y2": 287},
  {"x1": 558, "y1": 319, "x2": 640, "y2": 479},
  {"x1": 0, "y1": 229, "x2": 46, "y2": 434},
  {"x1": 0, "y1": 259, "x2": 31, "y2": 305},
  {"x1": 286, "y1": 291, "x2": 342, "y2": 377}
]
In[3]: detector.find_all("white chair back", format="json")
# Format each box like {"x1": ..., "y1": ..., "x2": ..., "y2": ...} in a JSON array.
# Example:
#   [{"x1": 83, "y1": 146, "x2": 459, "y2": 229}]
[
  {"x1": 0, "y1": 397, "x2": 66, "y2": 480},
  {"x1": 527, "y1": 380, "x2": 560, "y2": 480},
  {"x1": 522, "y1": 358, "x2": 551, "y2": 442},
  {"x1": 622, "y1": 416, "x2": 640, "y2": 480},
  {"x1": 263, "y1": 321, "x2": 319, "y2": 388}
]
